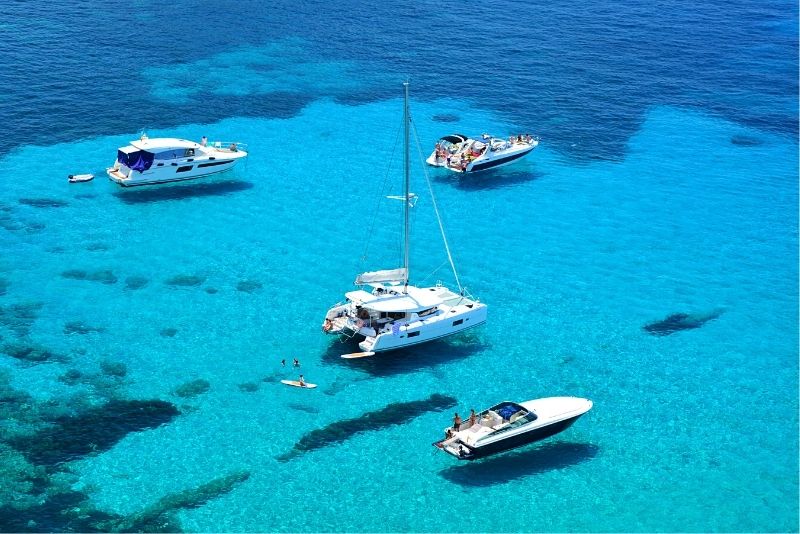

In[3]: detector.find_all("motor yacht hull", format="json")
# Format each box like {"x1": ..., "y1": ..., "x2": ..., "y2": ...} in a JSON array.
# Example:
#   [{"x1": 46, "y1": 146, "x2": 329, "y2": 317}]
[
  {"x1": 107, "y1": 158, "x2": 242, "y2": 187},
  {"x1": 106, "y1": 135, "x2": 247, "y2": 187}
]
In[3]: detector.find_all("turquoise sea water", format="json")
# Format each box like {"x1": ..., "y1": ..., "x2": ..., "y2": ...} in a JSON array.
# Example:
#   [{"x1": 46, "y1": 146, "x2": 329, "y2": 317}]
[{"x1": 0, "y1": 1, "x2": 797, "y2": 532}]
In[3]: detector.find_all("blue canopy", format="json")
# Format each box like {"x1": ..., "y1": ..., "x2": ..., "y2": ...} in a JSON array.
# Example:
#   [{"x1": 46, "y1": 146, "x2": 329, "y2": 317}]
[
  {"x1": 496, "y1": 403, "x2": 519, "y2": 420},
  {"x1": 117, "y1": 149, "x2": 154, "y2": 173}
]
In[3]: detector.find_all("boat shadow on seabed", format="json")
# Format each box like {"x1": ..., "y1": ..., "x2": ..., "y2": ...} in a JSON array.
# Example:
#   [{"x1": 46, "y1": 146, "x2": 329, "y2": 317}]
[
  {"x1": 113, "y1": 179, "x2": 254, "y2": 204},
  {"x1": 320, "y1": 333, "x2": 491, "y2": 378},
  {"x1": 433, "y1": 168, "x2": 544, "y2": 192},
  {"x1": 438, "y1": 441, "x2": 599, "y2": 487}
]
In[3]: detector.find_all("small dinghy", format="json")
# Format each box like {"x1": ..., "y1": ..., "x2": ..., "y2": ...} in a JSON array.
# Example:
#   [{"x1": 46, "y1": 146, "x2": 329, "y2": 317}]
[{"x1": 68, "y1": 173, "x2": 94, "y2": 183}]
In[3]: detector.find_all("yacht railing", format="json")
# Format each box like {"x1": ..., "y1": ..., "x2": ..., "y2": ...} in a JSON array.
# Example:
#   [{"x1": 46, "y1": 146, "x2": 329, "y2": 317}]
[{"x1": 211, "y1": 141, "x2": 249, "y2": 152}]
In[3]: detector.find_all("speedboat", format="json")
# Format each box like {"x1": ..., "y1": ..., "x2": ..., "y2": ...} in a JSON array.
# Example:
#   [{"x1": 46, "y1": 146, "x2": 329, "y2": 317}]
[
  {"x1": 426, "y1": 133, "x2": 538, "y2": 173},
  {"x1": 433, "y1": 396, "x2": 592, "y2": 460},
  {"x1": 322, "y1": 83, "x2": 487, "y2": 358},
  {"x1": 106, "y1": 133, "x2": 247, "y2": 187}
]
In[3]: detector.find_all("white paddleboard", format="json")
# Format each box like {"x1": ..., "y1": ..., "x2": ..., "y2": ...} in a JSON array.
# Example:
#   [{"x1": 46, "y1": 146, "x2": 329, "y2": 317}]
[
  {"x1": 341, "y1": 351, "x2": 376, "y2": 359},
  {"x1": 281, "y1": 379, "x2": 317, "y2": 389}
]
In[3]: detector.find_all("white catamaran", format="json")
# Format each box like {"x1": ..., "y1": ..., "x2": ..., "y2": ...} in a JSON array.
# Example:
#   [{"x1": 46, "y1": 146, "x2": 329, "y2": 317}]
[{"x1": 322, "y1": 82, "x2": 487, "y2": 358}]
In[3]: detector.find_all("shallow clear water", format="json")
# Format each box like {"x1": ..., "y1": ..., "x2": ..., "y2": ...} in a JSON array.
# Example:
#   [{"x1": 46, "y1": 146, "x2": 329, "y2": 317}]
[{"x1": 0, "y1": 0, "x2": 797, "y2": 532}]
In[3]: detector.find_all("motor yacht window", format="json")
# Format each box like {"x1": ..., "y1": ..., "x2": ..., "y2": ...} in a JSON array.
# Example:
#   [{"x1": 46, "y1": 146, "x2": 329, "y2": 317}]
[{"x1": 184, "y1": 148, "x2": 195, "y2": 157}]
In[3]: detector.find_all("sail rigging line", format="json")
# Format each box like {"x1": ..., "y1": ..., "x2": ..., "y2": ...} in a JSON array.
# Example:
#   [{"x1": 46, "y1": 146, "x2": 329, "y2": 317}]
[
  {"x1": 402, "y1": 81, "x2": 411, "y2": 289},
  {"x1": 359, "y1": 117, "x2": 404, "y2": 267},
  {"x1": 409, "y1": 115, "x2": 463, "y2": 293}
]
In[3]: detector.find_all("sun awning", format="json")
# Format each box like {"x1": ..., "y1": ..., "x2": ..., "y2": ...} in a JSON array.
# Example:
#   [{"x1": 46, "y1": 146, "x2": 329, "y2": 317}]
[
  {"x1": 355, "y1": 268, "x2": 407, "y2": 285},
  {"x1": 345, "y1": 286, "x2": 443, "y2": 313}
]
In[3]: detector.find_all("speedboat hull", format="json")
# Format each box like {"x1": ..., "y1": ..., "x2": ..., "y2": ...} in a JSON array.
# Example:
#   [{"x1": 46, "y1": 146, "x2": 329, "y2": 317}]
[
  {"x1": 434, "y1": 396, "x2": 592, "y2": 460},
  {"x1": 427, "y1": 134, "x2": 538, "y2": 174}
]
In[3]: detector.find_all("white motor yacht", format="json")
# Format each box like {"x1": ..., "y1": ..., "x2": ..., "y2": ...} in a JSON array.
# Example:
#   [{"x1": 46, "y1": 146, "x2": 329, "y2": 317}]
[
  {"x1": 322, "y1": 83, "x2": 487, "y2": 358},
  {"x1": 434, "y1": 396, "x2": 593, "y2": 460},
  {"x1": 106, "y1": 134, "x2": 247, "y2": 186},
  {"x1": 426, "y1": 133, "x2": 538, "y2": 173}
]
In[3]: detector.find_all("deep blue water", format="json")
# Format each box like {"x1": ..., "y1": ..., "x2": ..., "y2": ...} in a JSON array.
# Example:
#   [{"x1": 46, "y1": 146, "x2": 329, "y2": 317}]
[{"x1": 0, "y1": 0, "x2": 797, "y2": 532}]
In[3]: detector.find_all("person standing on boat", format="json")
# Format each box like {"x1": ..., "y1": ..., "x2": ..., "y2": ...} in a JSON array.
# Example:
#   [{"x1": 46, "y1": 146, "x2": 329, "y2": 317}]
[
  {"x1": 200, "y1": 136, "x2": 208, "y2": 147},
  {"x1": 453, "y1": 412, "x2": 462, "y2": 431},
  {"x1": 468, "y1": 409, "x2": 477, "y2": 427}
]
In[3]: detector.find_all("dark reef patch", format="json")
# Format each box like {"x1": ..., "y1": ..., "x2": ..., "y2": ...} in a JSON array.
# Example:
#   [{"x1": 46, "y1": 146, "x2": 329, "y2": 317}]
[
  {"x1": 85, "y1": 242, "x2": 109, "y2": 252},
  {"x1": 100, "y1": 360, "x2": 127, "y2": 378},
  {"x1": 10, "y1": 399, "x2": 180, "y2": 467},
  {"x1": 2, "y1": 342, "x2": 67, "y2": 365},
  {"x1": 287, "y1": 403, "x2": 319, "y2": 414},
  {"x1": 18, "y1": 198, "x2": 69, "y2": 209},
  {"x1": 110, "y1": 470, "x2": 250, "y2": 532},
  {"x1": 0, "y1": 487, "x2": 120, "y2": 533},
  {"x1": 205, "y1": 287, "x2": 218, "y2": 294},
  {"x1": 46, "y1": 246, "x2": 66, "y2": 254},
  {"x1": 236, "y1": 280, "x2": 263, "y2": 293},
  {"x1": 0, "y1": 301, "x2": 43, "y2": 337},
  {"x1": 730, "y1": 134, "x2": 762, "y2": 147},
  {"x1": 61, "y1": 269, "x2": 118, "y2": 285},
  {"x1": 165, "y1": 275, "x2": 205, "y2": 287},
  {"x1": 124, "y1": 275, "x2": 149, "y2": 290},
  {"x1": 174, "y1": 379, "x2": 211, "y2": 398},
  {"x1": 64, "y1": 321, "x2": 106, "y2": 335},
  {"x1": 643, "y1": 310, "x2": 723, "y2": 336},
  {"x1": 432, "y1": 113, "x2": 459, "y2": 123},
  {"x1": 238, "y1": 382, "x2": 259, "y2": 392},
  {"x1": 160, "y1": 327, "x2": 178, "y2": 338},
  {"x1": 58, "y1": 368, "x2": 84, "y2": 386},
  {"x1": 277, "y1": 393, "x2": 457, "y2": 461}
]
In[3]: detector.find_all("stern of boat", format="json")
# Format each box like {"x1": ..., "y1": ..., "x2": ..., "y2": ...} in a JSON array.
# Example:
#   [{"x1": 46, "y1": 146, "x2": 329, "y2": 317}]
[{"x1": 106, "y1": 164, "x2": 131, "y2": 185}]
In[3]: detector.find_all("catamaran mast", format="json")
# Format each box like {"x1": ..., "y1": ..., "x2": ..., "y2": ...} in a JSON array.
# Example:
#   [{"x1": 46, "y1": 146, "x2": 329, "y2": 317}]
[{"x1": 403, "y1": 81, "x2": 410, "y2": 290}]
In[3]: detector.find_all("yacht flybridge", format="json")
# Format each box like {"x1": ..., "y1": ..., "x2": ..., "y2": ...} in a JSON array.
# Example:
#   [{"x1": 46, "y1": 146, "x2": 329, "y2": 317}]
[
  {"x1": 322, "y1": 83, "x2": 487, "y2": 357},
  {"x1": 107, "y1": 134, "x2": 247, "y2": 186}
]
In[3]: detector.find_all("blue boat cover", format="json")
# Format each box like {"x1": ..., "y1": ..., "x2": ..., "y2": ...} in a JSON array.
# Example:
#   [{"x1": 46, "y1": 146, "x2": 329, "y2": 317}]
[
  {"x1": 117, "y1": 149, "x2": 154, "y2": 173},
  {"x1": 496, "y1": 403, "x2": 519, "y2": 420}
]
